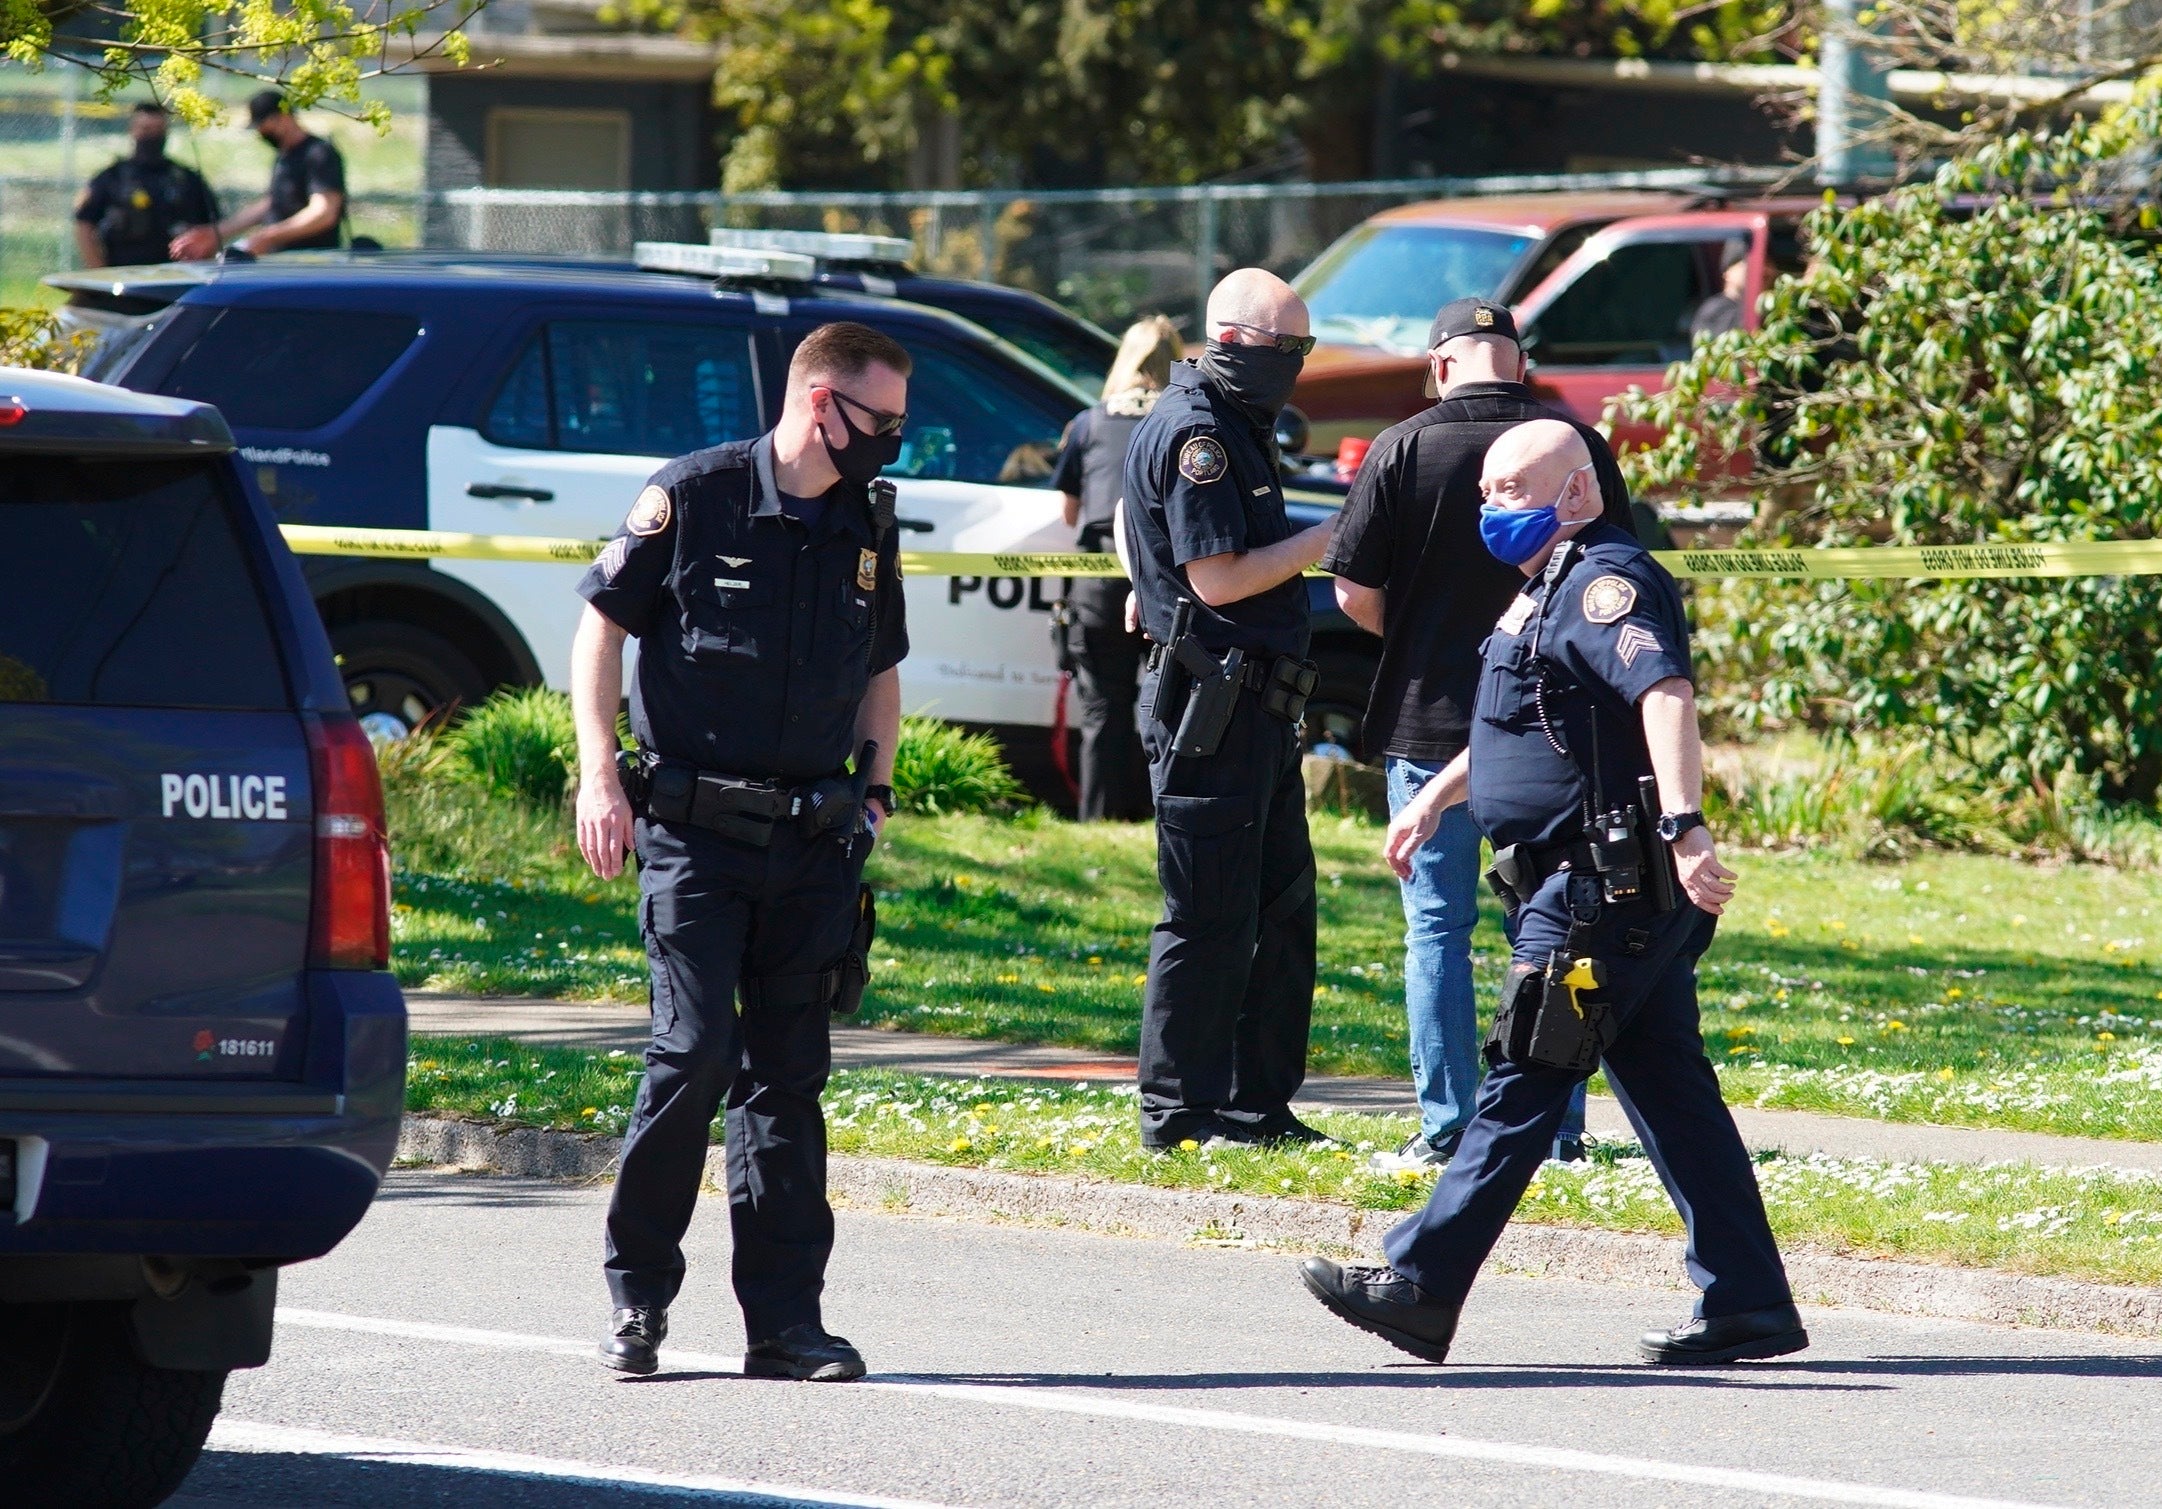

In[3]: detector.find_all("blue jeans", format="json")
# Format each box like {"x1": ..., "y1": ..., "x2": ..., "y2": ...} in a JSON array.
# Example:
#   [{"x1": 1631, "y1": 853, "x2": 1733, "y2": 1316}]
[{"x1": 1386, "y1": 758, "x2": 1585, "y2": 1154}]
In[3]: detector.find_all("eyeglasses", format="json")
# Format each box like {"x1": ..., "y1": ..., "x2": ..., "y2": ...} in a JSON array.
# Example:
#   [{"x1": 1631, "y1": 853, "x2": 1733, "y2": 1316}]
[
  {"x1": 826, "y1": 388, "x2": 907, "y2": 436},
  {"x1": 1220, "y1": 322, "x2": 1318, "y2": 358}
]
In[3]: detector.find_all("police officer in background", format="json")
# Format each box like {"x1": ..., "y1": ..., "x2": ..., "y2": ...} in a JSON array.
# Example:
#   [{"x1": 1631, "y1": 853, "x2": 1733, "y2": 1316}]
[
  {"x1": 1050, "y1": 314, "x2": 1181, "y2": 820},
  {"x1": 171, "y1": 90, "x2": 347, "y2": 259},
  {"x1": 1116, "y1": 268, "x2": 1335, "y2": 1150},
  {"x1": 571, "y1": 321, "x2": 909, "y2": 1383},
  {"x1": 72, "y1": 103, "x2": 218, "y2": 269},
  {"x1": 1300, "y1": 418, "x2": 1804, "y2": 1367},
  {"x1": 1324, "y1": 298, "x2": 1634, "y2": 1177}
]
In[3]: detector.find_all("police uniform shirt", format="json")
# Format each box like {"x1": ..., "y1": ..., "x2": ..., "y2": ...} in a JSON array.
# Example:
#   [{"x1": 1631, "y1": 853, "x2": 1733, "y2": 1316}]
[
  {"x1": 1120, "y1": 362, "x2": 1307, "y2": 660},
  {"x1": 1468, "y1": 521, "x2": 1692, "y2": 850},
  {"x1": 576, "y1": 433, "x2": 908, "y2": 782},
  {"x1": 1321, "y1": 381, "x2": 1636, "y2": 765},
  {"x1": 265, "y1": 134, "x2": 346, "y2": 249},
  {"x1": 75, "y1": 156, "x2": 219, "y2": 267},
  {"x1": 1050, "y1": 402, "x2": 1146, "y2": 546}
]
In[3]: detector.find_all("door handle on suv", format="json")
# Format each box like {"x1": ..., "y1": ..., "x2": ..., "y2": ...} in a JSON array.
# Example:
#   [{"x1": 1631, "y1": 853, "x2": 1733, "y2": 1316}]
[
  {"x1": 894, "y1": 516, "x2": 934, "y2": 533},
  {"x1": 467, "y1": 482, "x2": 555, "y2": 502}
]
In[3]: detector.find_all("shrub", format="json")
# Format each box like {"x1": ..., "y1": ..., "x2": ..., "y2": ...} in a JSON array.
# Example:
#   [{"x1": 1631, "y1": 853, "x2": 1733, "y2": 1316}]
[
  {"x1": 891, "y1": 715, "x2": 1024, "y2": 815},
  {"x1": 442, "y1": 687, "x2": 579, "y2": 808}
]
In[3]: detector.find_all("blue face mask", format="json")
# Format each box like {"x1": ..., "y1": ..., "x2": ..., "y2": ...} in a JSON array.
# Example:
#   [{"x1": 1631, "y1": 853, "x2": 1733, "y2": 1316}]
[{"x1": 1478, "y1": 463, "x2": 1593, "y2": 566}]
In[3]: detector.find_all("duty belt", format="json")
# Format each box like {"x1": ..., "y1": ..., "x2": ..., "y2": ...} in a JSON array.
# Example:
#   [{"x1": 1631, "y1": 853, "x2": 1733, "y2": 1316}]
[
  {"x1": 1143, "y1": 642, "x2": 1318, "y2": 720},
  {"x1": 620, "y1": 751, "x2": 857, "y2": 849},
  {"x1": 1483, "y1": 836, "x2": 1597, "y2": 917}
]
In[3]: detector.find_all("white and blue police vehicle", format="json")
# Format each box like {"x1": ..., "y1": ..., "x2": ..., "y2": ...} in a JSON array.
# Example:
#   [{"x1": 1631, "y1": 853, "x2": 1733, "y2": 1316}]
[
  {"x1": 0, "y1": 368, "x2": 404, "y2": 1506},
  {"x1": 53, "y1": 239, "x2": 1370, "y2": 792}
]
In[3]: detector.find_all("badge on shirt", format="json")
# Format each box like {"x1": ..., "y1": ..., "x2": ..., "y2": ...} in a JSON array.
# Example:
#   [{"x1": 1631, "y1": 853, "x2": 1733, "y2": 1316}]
[
  {"x1": 1178, "y1": 436, "x2": 1227, "y2": 484},
  {"x1": 1581, "y1": 575, "x2": 1637, "y2": 625},
  {"x1": 1616, "y1": 625, "x2": 1663, "y2": 667},
  {"x1": 626, "y1": 485, "x2": 672, "y2": 537},
  {"x1": 858, "y1": 549, "x2": 879, "y2": 591},
  {"x1": 1496, "y1": 595, "x2": 1536, "y2": 635}
]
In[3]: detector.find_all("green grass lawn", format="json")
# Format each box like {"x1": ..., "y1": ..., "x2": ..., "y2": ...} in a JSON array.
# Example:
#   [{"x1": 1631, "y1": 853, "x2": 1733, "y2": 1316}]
[
  {"x1": 387, "y1": 775, "x2": 2162, "y2": 1141},
  {"x1": 406, "y1": 1039, "x2": 2162, "y2": 1289}
]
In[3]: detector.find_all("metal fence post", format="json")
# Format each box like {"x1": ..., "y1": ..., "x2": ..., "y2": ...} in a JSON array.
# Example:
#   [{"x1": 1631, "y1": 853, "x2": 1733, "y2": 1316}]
[
  {"x1": 1194, "y1": 190, "x2": 1218, "y2": 333},
  {"x1": 978, "y1": 196, "x2": 998, "y2": 280}
]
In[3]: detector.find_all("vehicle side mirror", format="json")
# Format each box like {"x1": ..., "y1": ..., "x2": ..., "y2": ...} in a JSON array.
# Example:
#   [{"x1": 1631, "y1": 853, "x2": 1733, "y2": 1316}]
[{"x1": 1275, "y1": 403, "x2": 1311, "y2": 457}]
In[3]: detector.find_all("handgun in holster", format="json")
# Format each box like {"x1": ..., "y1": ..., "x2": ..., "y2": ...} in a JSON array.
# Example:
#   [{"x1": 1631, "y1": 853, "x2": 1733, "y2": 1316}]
[
  {"x1": 1486, "y1": 944, "x2": 1614, "y2": 1074},
  {"x1": 615, "y1": 747, "x2": 656, "y2": 816},
  {"x1": 1483, "y1": 843, "x2": 1542, "y2": 918},
  {"x1": 1147, "y1": 600, "x2": 1244, "y2": 758},
  {"x1": 832, "y1": 883, "x2": 877, "y2": 1017}
]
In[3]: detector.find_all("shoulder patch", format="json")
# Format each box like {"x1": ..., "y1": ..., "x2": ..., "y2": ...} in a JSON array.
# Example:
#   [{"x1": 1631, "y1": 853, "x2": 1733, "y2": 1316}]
[
  {"x1": 1178, "y1": 435, "x2": 1228, "y2": 485},
  {"x1": 626, "y1": 485, "x2": 673, "y2": 537},
  {"x1": 1581, "y1": 574, "x2": 1637, "y2": 625}
]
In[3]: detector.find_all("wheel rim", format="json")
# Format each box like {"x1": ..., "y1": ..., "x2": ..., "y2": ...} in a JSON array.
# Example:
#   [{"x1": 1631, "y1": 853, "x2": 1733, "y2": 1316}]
[{"x1": 346, "y1": 670, "x2": 440, "y2": 743}]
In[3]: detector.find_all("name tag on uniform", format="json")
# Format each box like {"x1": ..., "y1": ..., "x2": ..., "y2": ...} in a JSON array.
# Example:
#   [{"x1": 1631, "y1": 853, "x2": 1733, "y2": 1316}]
[
  {"x1": 1496, "y1": 596, "x2": 1536, "y2": 635},
  {"x1": 715, "y1": 578, "x2": 751, "y2": 591}
]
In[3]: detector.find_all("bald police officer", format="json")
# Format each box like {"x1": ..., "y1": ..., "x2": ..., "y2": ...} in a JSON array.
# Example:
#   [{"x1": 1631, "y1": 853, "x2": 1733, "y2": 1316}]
[
  {"x1": 572, "y1": 322, "x2": 909, "y2": 1382},
  {"x1": 1116, "y1": 268, "x2": 1335, "y2": 1150},
  {"x1": 1299, "y1": 419, "x2": 1805, "y2": 1366}
]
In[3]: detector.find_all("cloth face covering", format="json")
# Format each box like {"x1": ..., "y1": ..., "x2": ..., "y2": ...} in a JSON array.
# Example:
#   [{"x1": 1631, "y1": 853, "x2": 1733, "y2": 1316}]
[
  {"x1": 1479, "y1": 463, "x2": 1592, "y2": 566},
  {"x1": 822, "y1": 398, "x2": 904, "y2": 485},
  {"x1": 1198, "y1": 338, "x2": 1304, "y2": 418}
]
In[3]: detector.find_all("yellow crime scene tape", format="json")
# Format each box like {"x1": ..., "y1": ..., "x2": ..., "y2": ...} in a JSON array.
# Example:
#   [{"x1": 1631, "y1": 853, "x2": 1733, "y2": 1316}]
[{"x1": 277, "y1": 524, "x2": 2162, "y2": 581}]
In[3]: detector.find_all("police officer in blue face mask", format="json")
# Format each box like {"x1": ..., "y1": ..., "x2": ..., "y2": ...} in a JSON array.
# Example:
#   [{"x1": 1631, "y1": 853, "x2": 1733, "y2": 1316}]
[
  {"x1": 1297, "y1": 418, "x2": 1805, "y2": 1368},
  {"x1": 1115, "y1": 268, "x2": 1336, "y2": 1150}
]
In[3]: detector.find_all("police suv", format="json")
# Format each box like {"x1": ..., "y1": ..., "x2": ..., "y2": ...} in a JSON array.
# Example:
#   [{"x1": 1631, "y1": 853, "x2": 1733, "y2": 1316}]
[
  {"x1": 0, "y1": 369, "x2": 403, "y2": 1506},
  {"x1": 54, "y1": 238, "x2": 1370, "y2": 783}
]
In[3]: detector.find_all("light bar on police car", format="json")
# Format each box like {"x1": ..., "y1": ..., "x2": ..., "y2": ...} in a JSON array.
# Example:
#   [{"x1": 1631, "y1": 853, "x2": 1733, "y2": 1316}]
[
  {"x1": 632, "y1": 242, "x2": 817, "y2": 283},
  {"x1": 708, "y1": 228, "x2": 917, "y2": 269}
]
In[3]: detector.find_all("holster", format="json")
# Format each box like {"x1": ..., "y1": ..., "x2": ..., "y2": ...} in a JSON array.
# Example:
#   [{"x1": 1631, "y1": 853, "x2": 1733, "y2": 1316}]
[
  {"x1": 1486, "y1": 946, "x2": 1615, "y2": 1074},
  {"x1": 740, "y1": 885, "x2": 877, "y2": 1017},
  {"x1": 615, "y1": 747, "x2": 653, "y2": 816},
  {"x1": 1172, "y1": 643, "x2": 1243, "y2": 757}
]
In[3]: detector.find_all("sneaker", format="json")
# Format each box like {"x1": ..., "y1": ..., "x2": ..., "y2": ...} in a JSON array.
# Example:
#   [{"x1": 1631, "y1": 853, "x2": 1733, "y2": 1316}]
[{"x1": 1367, "y1": 1132, "x2": 1454, "y2": 1175}]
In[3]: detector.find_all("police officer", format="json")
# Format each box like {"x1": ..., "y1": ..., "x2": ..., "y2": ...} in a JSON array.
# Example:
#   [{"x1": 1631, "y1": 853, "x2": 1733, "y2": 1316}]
[
  {"x1": 1116, "y1": 268, "x2": 1336, "y2": 1150},
  {"x1": 1049, "y1": 315, "x2": 1180, "y2": 820},
  {"x1": 72, "y1": 103, "x2": 218, "y2": 269},
  {"x1": 1299, "y1": 418, "x2": 1806, "y2": 1366},
  {"x1": 170, "y1": 91, "x2": 347, "y2": 260},
  {"x1": 570, "y1": 321, "x2": 910, "y2": 1382},
  {"x1": 1326, "y1": 297, "x2": 1636, "y2": 1177}
]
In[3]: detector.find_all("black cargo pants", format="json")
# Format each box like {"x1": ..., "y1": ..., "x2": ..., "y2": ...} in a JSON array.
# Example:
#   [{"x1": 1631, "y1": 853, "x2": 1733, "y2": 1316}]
[
  {"x1": 1065, "y1": 576, "x2": 1150, "y2": 822},
  {"x1": 603, "y1": 816, "x2": 865, "y2": 1340},
  {"x1": 1136, "y1": 670, "x2": 1317, "y2": 1146}
]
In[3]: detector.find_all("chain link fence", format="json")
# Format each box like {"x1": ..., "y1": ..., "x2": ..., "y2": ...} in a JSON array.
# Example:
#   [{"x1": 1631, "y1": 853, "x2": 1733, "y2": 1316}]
[{"x1": 7, "y1": 165, "x2": 1788, "y2": 328}]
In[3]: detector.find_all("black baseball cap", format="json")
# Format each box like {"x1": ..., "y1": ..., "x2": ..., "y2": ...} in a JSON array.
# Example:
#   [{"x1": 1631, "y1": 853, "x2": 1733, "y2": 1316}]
[
  {"x1": 246, "y1": 89, "x2": 288, "y2": 125},
  {"x1": 1424, "y1": 298, "x2": 1519, "y2": 396}
]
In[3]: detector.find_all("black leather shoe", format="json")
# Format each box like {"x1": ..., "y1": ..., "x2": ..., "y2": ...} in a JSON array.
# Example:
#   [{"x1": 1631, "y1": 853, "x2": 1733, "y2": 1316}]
[
  {"x1": 1299, "y1": 1258, "x2": 1458, "y2": 1363},
  {"x1": 1141, "y1": 1113, "x2": 1238, "y2": 1151},
  {"x1": 599, "y1": 1306, "x2": 668, "y2": 1375},
  {"x1": 1224, "y1": 1111, "x2": 1334, "y2": 1147},
  {"x1": 1639, "y1": 1304, "x2": 1808, "y2": 1365},
  {"x1": 743, "y1": 1323, "x2": 867, "y2": 1382}
]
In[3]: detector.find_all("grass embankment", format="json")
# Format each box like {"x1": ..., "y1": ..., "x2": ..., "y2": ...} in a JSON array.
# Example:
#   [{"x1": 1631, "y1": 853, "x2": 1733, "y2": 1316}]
[
  {"x1": 407, "y1": 1039, "x2": 2162, "y2": 1289},
  {"x1": 389, "y1": 768, "x2": 2162, "y2": 1143}
]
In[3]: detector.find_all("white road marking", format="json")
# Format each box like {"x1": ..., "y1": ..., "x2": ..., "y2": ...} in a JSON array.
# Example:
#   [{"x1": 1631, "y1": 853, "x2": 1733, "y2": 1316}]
[
  {"x1": 210, "y1": 1419, "x2": 970, "y2": 1508},
  {"x1": 274, "y1": 1308, "x2": 2065, "y2": 1509}
]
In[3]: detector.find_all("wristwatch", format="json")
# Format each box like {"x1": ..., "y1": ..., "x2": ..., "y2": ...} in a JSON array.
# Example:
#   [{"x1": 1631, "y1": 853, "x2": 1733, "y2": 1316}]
[
  {"x1": 864, "y1": 784, "x2": 895, "y2": 811},
  {"x1": 1656, "y1": 809, "x2": 1706, "y2": 843}
]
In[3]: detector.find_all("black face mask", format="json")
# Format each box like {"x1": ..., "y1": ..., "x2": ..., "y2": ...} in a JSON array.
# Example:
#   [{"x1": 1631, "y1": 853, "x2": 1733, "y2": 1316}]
[
  {"x1": 822, "y1": 400, "x2": 904, "y2": 486},
  {"x1": 1198, "y1": 338, "x2": 1305, "y2": 419},
  {"x1": 133, "y1": 134, "x2": 167, "y2": 162}
]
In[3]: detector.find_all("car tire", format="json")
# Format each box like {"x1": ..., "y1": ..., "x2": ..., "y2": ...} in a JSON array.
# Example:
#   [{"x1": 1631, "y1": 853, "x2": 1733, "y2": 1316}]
[
  {"x1": 0, "y1": 1301, "x2": 228, "y2": 1509},
  {"x1": 332, "y1": 620, "x2": 492, "y2": 742}
]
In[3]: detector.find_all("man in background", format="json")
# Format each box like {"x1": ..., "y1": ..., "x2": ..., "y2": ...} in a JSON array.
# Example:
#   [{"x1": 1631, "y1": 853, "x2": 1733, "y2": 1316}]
[
  {"x1": 73, "y1": 103, "x2": 218, "y2": 269},
  {"x1": 171, "y1": 90, "x2": 346, "y2": 259},
  {"x1": 1323, "y1": 298, "x2": 1636, "y2": 1176}
]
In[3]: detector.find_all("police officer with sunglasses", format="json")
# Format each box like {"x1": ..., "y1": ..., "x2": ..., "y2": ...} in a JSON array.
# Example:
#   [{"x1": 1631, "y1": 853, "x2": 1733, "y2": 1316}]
[
  {"x1": 1114, "y1": 268, "x2": 1337, "y2": 1150},
  {"x1": 571, "y1": 321, "x2": 910, "y2": 1383}
]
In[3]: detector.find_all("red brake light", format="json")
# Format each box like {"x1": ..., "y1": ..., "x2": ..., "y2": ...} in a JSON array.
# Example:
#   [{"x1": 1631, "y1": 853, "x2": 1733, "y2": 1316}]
[
  {"x1": 306, "y1": 715, "x2": 390, "y2": 970},
  {"x1": 0, "y1": 398, "x2": 25, "y2": 427}
]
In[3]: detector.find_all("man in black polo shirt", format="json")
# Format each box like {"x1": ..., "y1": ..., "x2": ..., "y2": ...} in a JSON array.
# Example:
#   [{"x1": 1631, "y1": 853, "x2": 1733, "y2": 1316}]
[
  {"x1": 1322, "y1": 297, "x2": 1636, "y2": 1175},
  {"x1": 170, "y1": 90, "x2": 346, "y2": 259},
  {"x1": 570, "y1": 321, "x2": 909, "y2": 1383}
]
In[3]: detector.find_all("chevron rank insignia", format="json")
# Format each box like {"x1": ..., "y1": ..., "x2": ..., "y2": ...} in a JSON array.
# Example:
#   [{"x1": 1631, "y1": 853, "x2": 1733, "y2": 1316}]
[
  {"x1": 1615, "y1": 624, "x2": 1663, "y2": 667},
  {"x1": 1581, "y1": 574, "x2": 1637, "y2": 624},
  {"x1": 1178, "y1": 435, "x2": 1228, "y2": 484},
  {"x1": 595, "y1": 536, "x2": 629, "y2": 582}
]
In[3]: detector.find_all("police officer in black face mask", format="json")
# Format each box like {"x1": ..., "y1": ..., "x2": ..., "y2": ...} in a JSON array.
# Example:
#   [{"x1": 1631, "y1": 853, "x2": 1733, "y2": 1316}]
[
  {"x1": 72, "y1": 103, "x2": 219, "y2": 269},
  {"x1": 1115, "y1": 268, "x2": 1336, "y2": 1150},
  {"x1": 571, "y1": 321, "x2": 909, "y2": 1384}
]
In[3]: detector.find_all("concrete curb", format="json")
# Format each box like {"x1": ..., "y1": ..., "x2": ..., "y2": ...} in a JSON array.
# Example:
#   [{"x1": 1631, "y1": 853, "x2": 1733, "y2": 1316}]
[{"x1": 397, "y1": 1114, "x2": 2162, "y2": 1339}]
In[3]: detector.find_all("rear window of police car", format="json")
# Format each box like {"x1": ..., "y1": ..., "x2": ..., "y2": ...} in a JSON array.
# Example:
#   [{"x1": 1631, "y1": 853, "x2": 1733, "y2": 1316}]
[
  {"x1": 157, "y1": 306, "x2": 420, "y2": 431},
  {"x1": 0, "y1": 457, "x2": 290, "y2": 709}
]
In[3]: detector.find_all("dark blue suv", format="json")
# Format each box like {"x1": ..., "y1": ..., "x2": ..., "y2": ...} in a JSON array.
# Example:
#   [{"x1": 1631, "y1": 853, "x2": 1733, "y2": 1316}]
[{"x1": 0, "y1": 369, "x2": 404, "y2": 1506}]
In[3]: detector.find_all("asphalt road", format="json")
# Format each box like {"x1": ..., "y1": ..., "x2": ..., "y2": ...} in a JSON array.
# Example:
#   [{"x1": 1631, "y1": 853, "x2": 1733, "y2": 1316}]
[{"x1": 170, "y1": 1170, "x2": 2162, "y2": 1509}]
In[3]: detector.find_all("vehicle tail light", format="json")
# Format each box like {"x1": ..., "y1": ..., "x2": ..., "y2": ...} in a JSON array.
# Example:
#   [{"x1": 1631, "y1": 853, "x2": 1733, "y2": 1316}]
[
  {"x1": 306, "y1": 714, "x2": 390, "y2": 969},
  {"x1": 0, "y1": 398, "x2": 26, "y2": 426}
]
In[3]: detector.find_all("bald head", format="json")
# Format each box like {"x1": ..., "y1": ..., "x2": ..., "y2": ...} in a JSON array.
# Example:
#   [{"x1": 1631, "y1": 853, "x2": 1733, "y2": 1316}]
[
  {"x1": 1481, "y1": 419, "x2": 1601, "y2": 571},
  {"x1": 1206, "y1": 268, "x2": 1309, "y2": 342}
]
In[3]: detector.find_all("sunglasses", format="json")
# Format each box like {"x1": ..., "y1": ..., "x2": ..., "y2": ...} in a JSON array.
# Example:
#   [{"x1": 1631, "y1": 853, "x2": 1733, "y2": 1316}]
[
  {"x1": 827, "y1": 388, "x2": 907, "y2": 436},
  {"x1": 1221, "y1": 322, "x2": 1318, "y2": 357}
]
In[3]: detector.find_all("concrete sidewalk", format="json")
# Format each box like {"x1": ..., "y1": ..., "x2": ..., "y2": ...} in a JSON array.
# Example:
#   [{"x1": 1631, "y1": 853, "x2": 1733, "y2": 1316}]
[{"x1": 408, "y1": 992, "x2": 2162, "y2": 1176}]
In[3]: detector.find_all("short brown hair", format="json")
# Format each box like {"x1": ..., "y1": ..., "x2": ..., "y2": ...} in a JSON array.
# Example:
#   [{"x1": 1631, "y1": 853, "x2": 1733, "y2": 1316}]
[{"x1": 789, "y1": 321, "x2": 912, "y2": 391}]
